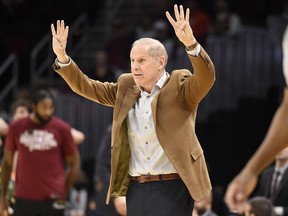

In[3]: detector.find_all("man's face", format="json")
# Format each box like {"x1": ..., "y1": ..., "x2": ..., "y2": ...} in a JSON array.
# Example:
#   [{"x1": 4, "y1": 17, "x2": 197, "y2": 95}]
[
  {"x1": 33, "y1": 98, "x2": 54, "y2": 124},
  {"x1": 130, "y1": 44, "x2": 165, "y2": 92},
  {"x1": 13, "y1": 106, "x2": 30, "y2": 121}
]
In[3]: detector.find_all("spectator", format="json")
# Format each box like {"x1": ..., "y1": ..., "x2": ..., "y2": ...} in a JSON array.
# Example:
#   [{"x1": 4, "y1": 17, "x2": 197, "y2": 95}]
[
  {"x1": 246, "y1": 196, "x2": 276, "y2": 216},
  {"x1": 152, "y1": 19, "x2": 177, "y2": 71},
  {"x1": 135, "y1": 14, "x2": 156, "y2": 39},
  {"x1": 254, "y1": 147, "x2": 288, "y2": 216},
  {"x1": 210, "y1": 0, "x2": 242, "y2": 37},
  {"x1": 86, "y1": 49, "x2": 117, "y2": 82},
  {"x1": 105, "y1": 17, "x2": 135, "y2": 73},
  {"x1": 0, "y1": 88, "x2": 80, "y2": 216}
]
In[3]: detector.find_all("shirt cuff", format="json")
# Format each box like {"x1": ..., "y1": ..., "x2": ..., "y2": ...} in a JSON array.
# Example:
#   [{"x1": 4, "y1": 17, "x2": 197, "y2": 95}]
[
  {"x1": 274, "y1": 206, "x2": 284, "y2": 215},
  {"x1": 185, "y1": 43, "x2": 201, "y2": 57},
  {"x1": 55, "y1": 57, "x2": 71, "y2": 68}
]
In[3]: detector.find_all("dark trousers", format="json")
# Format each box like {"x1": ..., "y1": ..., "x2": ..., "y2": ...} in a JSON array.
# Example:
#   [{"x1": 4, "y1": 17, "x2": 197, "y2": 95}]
[
  {"x1": 14, "y1": 197, "x2": 65, "y2": 216},
  {"x1": 126, "y1": 179, "x2": 194, "y2": 216}
]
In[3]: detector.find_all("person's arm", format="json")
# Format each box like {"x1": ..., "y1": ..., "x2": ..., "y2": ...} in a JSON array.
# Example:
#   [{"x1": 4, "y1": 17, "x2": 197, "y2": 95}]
[
  {"x1": 51, "y1": 20, "x2": 118, "y2": 108},
  {"x1": 166, "y1": 4, "x2": 215, "y2": 104},
  {"x1": 243, "y1": 89, "x2": 288, "y2": 173},
  {"x1": 65, "y1": 151, "x2": 80, "y2": 198},
  {"x1": 224, "y1": 24, "x2": 288, "y2": 212},
  {"x1": 0, "y1": 149, "x2": 15, "y2": 216},
  {"x1": 225, "y1": 88, "x2": 288, "y2": 211},
  {"x1": 71, "y1": 128, "x2": 85, "y2": 145},
  {"x1": 0, "y1": 118, "x2": 8, "y2": 137}
]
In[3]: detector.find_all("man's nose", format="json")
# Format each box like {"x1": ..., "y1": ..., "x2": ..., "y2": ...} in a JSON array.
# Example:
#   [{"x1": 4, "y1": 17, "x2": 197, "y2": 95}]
[
  {"x1": 131, "y1": 64, "x2": 139, "y2": 71},
  {"x1": 44, "y1": 109, "x2": 53, "y2": 116}
]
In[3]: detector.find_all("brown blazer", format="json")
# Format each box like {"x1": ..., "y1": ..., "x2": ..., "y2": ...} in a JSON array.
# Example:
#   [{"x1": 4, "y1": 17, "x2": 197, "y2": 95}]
[{"x1": 53, "y1": 47, "x2": 215, "y2": 202}]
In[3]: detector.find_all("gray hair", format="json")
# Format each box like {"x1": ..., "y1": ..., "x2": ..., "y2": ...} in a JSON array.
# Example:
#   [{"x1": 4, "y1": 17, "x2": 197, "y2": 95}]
[{"x1": 132, "y1": 38, "x2": 168, "y2": 65}]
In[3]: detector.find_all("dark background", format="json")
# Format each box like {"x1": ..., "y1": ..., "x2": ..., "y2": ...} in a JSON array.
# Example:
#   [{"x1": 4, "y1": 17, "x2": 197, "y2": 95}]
[{"x1": 1, "y1": 0, "x2": 287, "y2": 192}]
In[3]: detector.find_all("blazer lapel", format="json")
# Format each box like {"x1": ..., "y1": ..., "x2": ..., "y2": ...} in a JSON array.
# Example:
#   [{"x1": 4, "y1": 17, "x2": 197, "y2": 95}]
[
  {"x1": 151, "y1": 94, "x2": 158, "y2": 127},
  {"x1": 151, "y1": 73, "x2": 170, "y2": 127},
  {"x1": 117, "y1": 85, "x2": 140, "y2": 124},
  {"x1": 265, "y1": 170, "x2": 274, "y2": 196}
]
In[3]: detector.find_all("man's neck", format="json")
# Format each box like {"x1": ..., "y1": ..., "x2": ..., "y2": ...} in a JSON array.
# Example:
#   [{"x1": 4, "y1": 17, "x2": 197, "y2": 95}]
[{"x1": 275, "y1": 159, "x2": 288, "y2": 169}]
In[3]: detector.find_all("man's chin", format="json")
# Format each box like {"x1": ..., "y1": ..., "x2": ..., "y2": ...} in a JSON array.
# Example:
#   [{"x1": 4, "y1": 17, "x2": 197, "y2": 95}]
[
  {"x1": 38, "y1": 119, "x2": 50, "y2": 125},
  {"x1": 36, "y1": 116, "x2": 52, "y2": 124},
  {"x1": 133, "y1": 76, "x2": 143, "y2": 84},
  {"x1": 43, "y1": 119, "x2": 51, "y2": 124}
]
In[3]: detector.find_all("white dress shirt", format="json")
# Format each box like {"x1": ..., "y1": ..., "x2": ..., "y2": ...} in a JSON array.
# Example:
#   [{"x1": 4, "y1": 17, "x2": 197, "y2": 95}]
[{"x1": 127, "y1": 72, "x2": 177, "y2": 176}]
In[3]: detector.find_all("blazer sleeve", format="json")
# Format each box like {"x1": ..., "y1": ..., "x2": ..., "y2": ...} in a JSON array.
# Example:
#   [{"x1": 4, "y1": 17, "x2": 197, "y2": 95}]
[
  {"x1": 53, "y1": 59, "x2": 117, "y2": 107},
  {"x1": 177, "y1": 46, "x2": 216, "y2": 105}
]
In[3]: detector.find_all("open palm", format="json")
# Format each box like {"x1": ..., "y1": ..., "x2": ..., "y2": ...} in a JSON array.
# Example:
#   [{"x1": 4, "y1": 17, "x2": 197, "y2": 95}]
[
  {"x1": 166, "y1": 4, "x2": 195, "y2": 47},
  {"x1": 51, "y1": 20, "x2": 69, "y2": 61}
]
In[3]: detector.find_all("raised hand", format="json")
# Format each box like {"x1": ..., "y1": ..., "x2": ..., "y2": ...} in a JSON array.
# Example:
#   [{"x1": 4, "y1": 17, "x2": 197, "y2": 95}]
[
  {"x1": 51, "y1": 20, "x2": 69, "y2": 63},
  {"x1": 166, "y1": 4, "x2": 196, "y2": 47}
]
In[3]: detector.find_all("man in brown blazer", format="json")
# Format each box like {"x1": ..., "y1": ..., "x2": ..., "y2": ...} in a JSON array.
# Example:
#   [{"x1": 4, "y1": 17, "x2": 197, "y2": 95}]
[{"x1": 51, "y1": 4, "x2": 215, "y2": 216}]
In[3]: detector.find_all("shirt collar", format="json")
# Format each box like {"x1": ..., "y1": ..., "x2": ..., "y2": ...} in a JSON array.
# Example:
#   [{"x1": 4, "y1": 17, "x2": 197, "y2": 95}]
[
  {"x1": 156, "y1": 72, "x2": 167, "y2": 89},
  {"x1": 138, "y1": 72, "x2": 167, "y2": 93}
]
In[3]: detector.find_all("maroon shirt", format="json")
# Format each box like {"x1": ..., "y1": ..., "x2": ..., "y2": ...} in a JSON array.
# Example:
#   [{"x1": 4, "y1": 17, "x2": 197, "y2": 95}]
[{"x1": 5, "y1": 116, "x2": 77, "y2": 200}]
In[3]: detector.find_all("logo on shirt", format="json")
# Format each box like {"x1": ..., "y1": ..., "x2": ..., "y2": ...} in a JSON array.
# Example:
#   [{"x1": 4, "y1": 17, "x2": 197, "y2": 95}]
[{"x1": 19, "y1": 130, "x2": 57, "y2": 151}]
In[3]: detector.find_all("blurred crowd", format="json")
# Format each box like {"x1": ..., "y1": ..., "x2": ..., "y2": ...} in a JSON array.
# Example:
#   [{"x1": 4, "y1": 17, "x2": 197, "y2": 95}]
[{"x1": 1, "y1": 0, "x2": 288, "y2": 216}]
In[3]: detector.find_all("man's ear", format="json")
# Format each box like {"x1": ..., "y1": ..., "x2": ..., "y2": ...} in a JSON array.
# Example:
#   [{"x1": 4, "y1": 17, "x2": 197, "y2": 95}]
[{"x1": 158, "y1": 56, "x2": 165, "y2": 69}]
